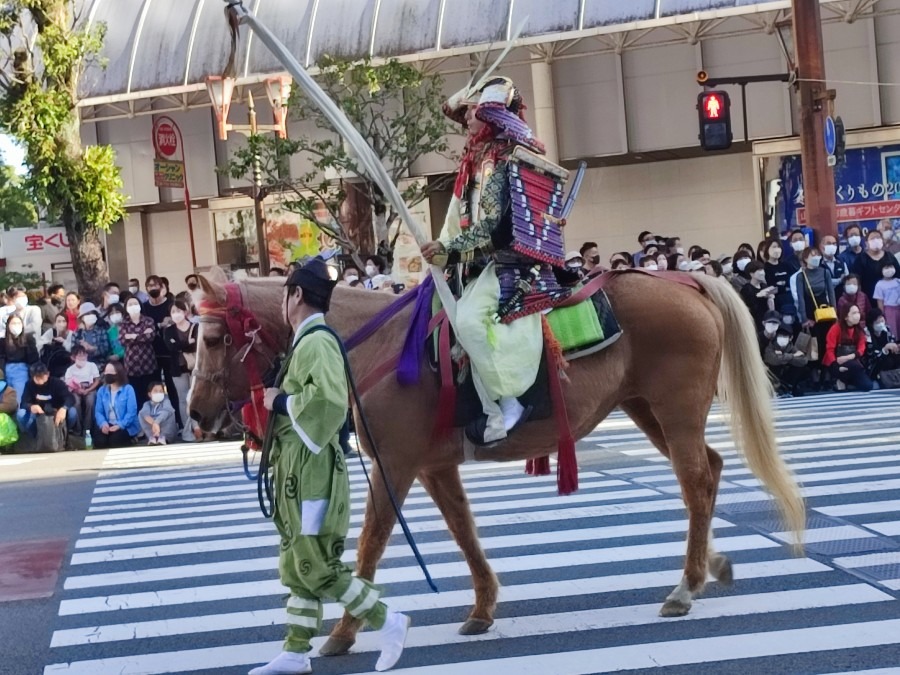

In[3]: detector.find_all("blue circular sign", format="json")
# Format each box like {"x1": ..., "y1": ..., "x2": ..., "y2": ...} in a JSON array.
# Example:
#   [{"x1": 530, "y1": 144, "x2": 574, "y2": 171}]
[{"x1": 824, "y1": 116, "x2": 836, "y2": 156}]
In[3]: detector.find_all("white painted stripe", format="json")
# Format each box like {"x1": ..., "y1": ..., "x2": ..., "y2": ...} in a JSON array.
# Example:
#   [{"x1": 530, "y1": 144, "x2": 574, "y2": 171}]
[
  {"x1": 50, "y1": 558, "x2": 828, "y2": 648},
  {"x1": 93, "y1": 474, "x2": 248, "y2": 494},
  {"x1": 102, "y1": 444, "x2": 238, "y2": 459},
  {"x1": 95, "y1": 466, "x2": 241, "y2": 486},
  {"x1": 816, "y1": 499, "x2": 900, "y2": 517},
  {"x1": 771, "y1": 526, "x2": 875, "y2": 544},
  {"x1": 803, "y1": 478, "x2": 900, "y2": 498},
  {"x1": 64, "y1": 518, "x2": 735, "y2": 589},
  {"x1": 833, "y1": 552, "x2": 900, "y2": 568},
  {"x1": 864, "y1": 520, "x2": 900, "y2": 536},
  {"x1": 58, "y1": 534, "x2": 777, "y2": 615},
  {"x1": 87, "y1": 497, "x2": 257, "y2": 517},
  {"x1": 735, "y1": 464, "x2": 900, "y2": 487},
  {"x1": 80, "y1": 510, "x2": 262, "y2": 534},
  {"x1": 70, "y1": 535, "x2": 279, "y2": 566},
  {"x1": 89, "y1": 483, "x2": 255, "y2": 504},
  {"x1": 885, "y1": 580, "x2": 900, "y2": 591}
]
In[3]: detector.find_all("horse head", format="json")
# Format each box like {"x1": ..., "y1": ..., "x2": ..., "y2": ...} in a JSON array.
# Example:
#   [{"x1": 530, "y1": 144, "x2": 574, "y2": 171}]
[{"x1": 188, "y1": 271, "x2": 253, "y2": 432}]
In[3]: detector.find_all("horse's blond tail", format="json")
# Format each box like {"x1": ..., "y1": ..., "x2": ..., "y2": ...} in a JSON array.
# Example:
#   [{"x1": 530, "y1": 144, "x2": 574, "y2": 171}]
[{"x1": 693, "y1": 274, "x2": 806, "y2": 552}]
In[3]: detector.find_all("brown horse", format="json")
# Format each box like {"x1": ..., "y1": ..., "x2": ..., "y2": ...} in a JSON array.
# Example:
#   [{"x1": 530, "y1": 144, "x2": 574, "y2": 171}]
[{"x1": 190, "y1": 270, "x2": 805, "y2": 656}]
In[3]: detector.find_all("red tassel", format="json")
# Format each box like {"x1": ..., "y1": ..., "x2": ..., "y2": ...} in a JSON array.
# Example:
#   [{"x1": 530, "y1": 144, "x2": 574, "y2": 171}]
[
  {"x1": 556, "y1": 435, "x2": 578, "y2": 495},
  {"x1": 526, "y1": 456, "x2": 551, "y2": 476},
  {"x1": 432, "y1": 383, "x2": 457, "y2": 441}
]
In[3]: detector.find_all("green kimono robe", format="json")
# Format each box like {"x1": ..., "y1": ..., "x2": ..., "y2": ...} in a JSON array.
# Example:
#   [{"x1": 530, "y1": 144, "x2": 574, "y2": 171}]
[{"x1": 270, "y1": 313, "x2": 387, "y2": 653}]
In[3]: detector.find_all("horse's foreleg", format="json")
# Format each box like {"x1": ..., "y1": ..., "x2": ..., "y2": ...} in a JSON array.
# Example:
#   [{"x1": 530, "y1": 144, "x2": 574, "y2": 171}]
[
  {"x1": 418, "y1": 464, "x2": 498, "y2": 635},
  {"x1": 319, "y1": 458, "x2": 417, "y2": 657}
]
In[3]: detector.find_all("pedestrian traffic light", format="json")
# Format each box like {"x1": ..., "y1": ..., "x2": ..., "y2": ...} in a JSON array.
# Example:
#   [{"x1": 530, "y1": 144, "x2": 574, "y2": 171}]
[{"x1": 697, "y1": 90, "x2": 732, "y2": 151}]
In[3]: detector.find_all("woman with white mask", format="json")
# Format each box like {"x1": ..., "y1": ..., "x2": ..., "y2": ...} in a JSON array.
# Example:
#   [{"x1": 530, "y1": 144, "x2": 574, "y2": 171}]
[
  {"x1": 73, "y1": 302, "x2": 111, "y2": 367},
  {"x1": 120, "y1": 298, "x2": 158, "y2": 409},
  {"x1": 731, "y1": 250, "x2": 753, "y2": 292},
  {"x1": 786, "y1": 229, "x2": 807, "y2": 273},
  {"x1": 739, "y1": 261, "x2": 777, "y2": 328},
  {"x1": 852, "y1": 229, "x2": 900, "y2": 299},
  {"x1": 0, "y1": 314, "x2": 39, "y2": 405},
  {"x1": 763, "y1": 323, "x2": 811, "y2": 397},
  {"x1": 163, "y1": 300, "x2": 201, "y2": 442}
]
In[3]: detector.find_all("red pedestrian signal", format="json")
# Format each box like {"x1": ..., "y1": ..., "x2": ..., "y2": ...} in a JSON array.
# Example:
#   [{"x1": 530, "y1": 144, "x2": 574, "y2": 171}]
[{"x1": 697, "y1": 90, "x2": 732, "y2": 150}]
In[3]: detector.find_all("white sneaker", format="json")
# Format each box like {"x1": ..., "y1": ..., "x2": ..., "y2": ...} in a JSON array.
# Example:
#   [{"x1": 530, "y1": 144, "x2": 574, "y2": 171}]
[
  {"x1": 158, "y1": 436, "x2": 167, "y2": 445},
  {"x1": 247, "y1": 651, "x2": 312, "y2": 675},
  {"x1": 375, "y1": 611, "x2": 411, "y2": 671}
]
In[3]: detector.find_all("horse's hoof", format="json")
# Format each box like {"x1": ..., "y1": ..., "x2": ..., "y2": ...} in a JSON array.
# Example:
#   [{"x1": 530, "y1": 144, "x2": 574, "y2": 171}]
[
  {"x1": 319, "y1": 636, "x2": 355, "y2": 656},
  {"x1": 711, "y1": 556, "x2": 734, "y2": 586},
  {"x1": 458, "y1": 618, "x2": 493, "y2": 635},
  {"x1": 659, "y1": 599, "x2": 692, "y2": 617}
]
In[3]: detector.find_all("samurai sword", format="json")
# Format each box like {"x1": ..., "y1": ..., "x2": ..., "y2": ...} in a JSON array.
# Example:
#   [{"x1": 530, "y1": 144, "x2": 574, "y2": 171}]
[{"x1": 560, "y1": 161, "x2": 587, "y2": 221}]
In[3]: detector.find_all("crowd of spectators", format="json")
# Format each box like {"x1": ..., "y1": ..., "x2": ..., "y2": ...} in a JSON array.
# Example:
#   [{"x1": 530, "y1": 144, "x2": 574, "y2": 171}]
[
  {"x1": 567, "y1": 219, "x2": 900, "y2": 397},
  {"x1": 0, "y1": 274, "x2": 202, "y2": 451}
]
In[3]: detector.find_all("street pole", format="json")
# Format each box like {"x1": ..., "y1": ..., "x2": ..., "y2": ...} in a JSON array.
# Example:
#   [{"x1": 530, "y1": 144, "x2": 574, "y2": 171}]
[
  {"x1": 248, "y1": 92, "x2": 270, "y2": 276},
  {"x1": 792, "y1": 0, "x2": 837, "y2": 240}
]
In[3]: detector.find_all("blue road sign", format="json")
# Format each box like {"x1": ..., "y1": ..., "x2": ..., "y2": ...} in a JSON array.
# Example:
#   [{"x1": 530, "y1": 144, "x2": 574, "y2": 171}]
[{"x1": 825, "y1": 116, "x2": 836, "y2": 156}]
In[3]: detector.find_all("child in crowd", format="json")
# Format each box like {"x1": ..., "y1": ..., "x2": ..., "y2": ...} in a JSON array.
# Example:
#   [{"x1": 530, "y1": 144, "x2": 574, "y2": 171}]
[
  {"x1": 872, "y1": 262, "x2": 900, "y2": 337},
  {"x1": 65, "y1": 345, "x2": 101, "y2": 435},
  {"x1": 139, "y1": 382, "x2": 177, "y2": 445}
]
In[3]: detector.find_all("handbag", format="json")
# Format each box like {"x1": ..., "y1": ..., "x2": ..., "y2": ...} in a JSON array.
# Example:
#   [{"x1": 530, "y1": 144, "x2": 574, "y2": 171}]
[
  {"x1": 35, "y1": 413, "x2": 67, "y2": 453},
  {"x1": 879, "y1": 368, "x2": 900, "y2": 389},
  {"x1": 802, "y1": 271, "x2": 837, "y2": 322},
  {"x1": 0, "y1": 411, "x2": 18, "y2": 446},
  {"x1": 795, "y1": 330, "x2": 818, "y2": 361}
]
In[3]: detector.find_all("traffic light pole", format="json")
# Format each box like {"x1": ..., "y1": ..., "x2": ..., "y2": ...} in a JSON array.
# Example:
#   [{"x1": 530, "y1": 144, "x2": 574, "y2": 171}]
[{"x1": 793, "y1": 0, "x2": 837, "y2": 240}]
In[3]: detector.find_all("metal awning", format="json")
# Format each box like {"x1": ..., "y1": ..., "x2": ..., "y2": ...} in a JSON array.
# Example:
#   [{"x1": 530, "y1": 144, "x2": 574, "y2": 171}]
[{"x1": 72, "y1": 0, "x2": 885, "y2": 121}]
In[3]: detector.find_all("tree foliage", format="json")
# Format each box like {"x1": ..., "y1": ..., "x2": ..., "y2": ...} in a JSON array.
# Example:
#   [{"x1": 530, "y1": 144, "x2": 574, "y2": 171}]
[
  {"x1": 0, "y1": 160, "x2": 36, "y2": 229},
  {"x1": 0, "y1": 1, "x2": 126, "y2": 296},
  {"x1": 227, "y1": 56, "x2": 457, "y2": 256}
]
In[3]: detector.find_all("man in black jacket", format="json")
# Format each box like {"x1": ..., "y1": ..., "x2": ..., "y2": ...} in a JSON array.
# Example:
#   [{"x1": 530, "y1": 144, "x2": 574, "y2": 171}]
[{"x1": 18, "y1": 362, "x2": 76, "y2": 437}]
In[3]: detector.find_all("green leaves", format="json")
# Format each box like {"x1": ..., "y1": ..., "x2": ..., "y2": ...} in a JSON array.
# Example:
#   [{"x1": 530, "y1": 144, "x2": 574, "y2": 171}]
[{"x1": 226, "y1": 56, "x2": 459, "y2": 252}]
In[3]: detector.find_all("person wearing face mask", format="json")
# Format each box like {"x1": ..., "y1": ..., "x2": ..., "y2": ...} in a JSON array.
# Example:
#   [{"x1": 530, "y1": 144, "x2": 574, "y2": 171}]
[
  {"x1": 363, "y1": 255, "x2": 387, "y2": 289},
  {"x1": 878, "y1": 219, "x2": 900, "y2": 255},
  {"x1": 563, "y1": 251, "x2": 587, "y2": 280},
  {"x1": 762, "y1": 238, "x2": 795, "y2": 318},
  {"x1": 10, "y1": 287, "x2": 43, "y2": 337},
  {"x1": 837, "y1": 273, "x2": 871, "y2": 326},
  {"x1": 731, "y1": 250, "x2": 753, "y2": 292},
  {"x1": 92, "y1": 359, "x2": 140, "y2": 448},
  {"x1": 791, "y1": 247, "x2": 836, "y2": 389},
  {"x1": 758, "y1": 310, "x2": 784, "y2": 355},
  {"x1": 873, "y1": 261, "x2": 900, "y2": 337},
  {"x1": 39, "y1": 284, "x2": 66, "y2": 333},
  {"x1": 580, "y1": 241, "x2": 601, "y2": 274},
  {"x1": 740, "y1": 261, "x2": 778, "y2": 328},
  {"x1": 785, "y1": 229, "x2": 807, "y2": 273},
  {"x1": 668, "y1": 253, "x2": 686, "y2": 273},
  {"x1": 121, "y1": 299, "x2": 159, "y2": 410},
  {"x1": 824, "y1": 303, "x2": 874, "y2": 391},
  {"x1": 819, "y1": 234, "x2": 847, "y2": 290},
  {"x1": 164, "y1": 301, "x2": 201, "y2": 442},
  {"x1": 838, "y1": 224, "x2": 864, "y2": 270},
  {"x1": 853, "y1": 229, "x2": 900, "y2": 299},
  {"x1": 73, "y1": 303, "x2": 111, "y2": 366},
  {"x1": 656, "y1": 252, "x2": 669, "y2": 271},
  {"x1": 128, "y1": 278, "x2": 150, "y2": 304},
  {"x1": 664, "y1": 237, "x2": 683, "y2": 257},
  {"x1": 719, "y1": 257, "x2": 734, "y2": 280},
  {"x1": 142, "y1": 275, "x2": 180, "y2": 423},
  {"x1": 865, "y1": 308, "x2": 900, "y2": 382},
  {"x1": 764, "y1": 323, "x2": 810, "y2": 397},
  {"x1": 38, "y1": 313, "x2": 74, "y2": 378},
  {"x1": 64, "y1": 344, "x2": 101, "y2": 436},
  {"x1": 0, "y1": 314, "x2": 39, "y2": 406},
  {"x1": 340, "y1": 265, "x2": 362, "y2": 286},
  {"x1": 138, "y1": 382, "x2": 178, "y2": 445},
  {"x1": 104, "y1": 303, "x2": 126, "y2": 360},
  {"x1": 639, "y1": 255, "x2": 659, "y2": 271}
]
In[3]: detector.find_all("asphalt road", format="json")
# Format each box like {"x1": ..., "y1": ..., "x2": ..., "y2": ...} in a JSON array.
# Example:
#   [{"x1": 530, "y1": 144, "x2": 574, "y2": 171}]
[{"x1": 5, "y1": 391, "x2": 900, "y2": 674}]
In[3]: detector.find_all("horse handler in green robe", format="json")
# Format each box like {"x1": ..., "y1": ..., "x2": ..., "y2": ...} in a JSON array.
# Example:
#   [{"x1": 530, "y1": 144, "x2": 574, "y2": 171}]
[{"x1": 252, "y1": 258, "x2": 410, "y2": 675}]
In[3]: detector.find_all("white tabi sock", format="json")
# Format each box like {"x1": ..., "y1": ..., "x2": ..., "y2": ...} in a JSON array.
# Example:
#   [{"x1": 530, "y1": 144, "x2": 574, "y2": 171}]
[
  {"x1": 247, "y1": 651, "x2": 312, "y2": 675},
  {"x1": 499, "y1": 396, "x2": 525, "y2": 431}
]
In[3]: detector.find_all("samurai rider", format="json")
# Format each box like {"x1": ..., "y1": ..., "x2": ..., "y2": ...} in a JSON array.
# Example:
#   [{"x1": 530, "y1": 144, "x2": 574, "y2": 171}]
[
  {"x1": 254, "y1": 257, "x2": 409, "y2": 675},
  {"x1": 421, "y1": 76, "x2": 555, "y2": 446}
]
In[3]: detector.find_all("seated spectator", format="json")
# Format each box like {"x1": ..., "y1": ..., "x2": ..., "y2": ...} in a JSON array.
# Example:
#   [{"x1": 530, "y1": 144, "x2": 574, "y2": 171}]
[
  {"x1": 18, "y1": 362, "x2": 77, "y2": 438},
  {"x1": 837, "y1": 274, "x2": 871, "y2": 323},
  {"x1": 866, "y1": 308, "x2": 900, "y2": 382},
  {"x1": 65, "y1": 345, "x2": 101, "y2": 436},
  {"x1": 824, "y1": 303, "x2": 874, "y2": 392},
  {"x1": 758, "y1": 309, "x2": 783, "y2": 355},
  {"x1": 139, "y1": 382, "x2": 178, "y2": 445},
  {"x1": 690, "y1": 248, "x2": 711, "y2": 265},
  {"x1": 704, "y1": 260, "x2": 723, "y2": 278},
  {"x1": 0, "y1": 314, "x2": 39, "y2": 407},
  {"x1": 93, "y1": 359, "x2": 140, "y2": 449},
  {"x1": 38, "y1": 313, "x2": 74, "y2": 378},
  {"x1": 872, "y1": 260, "x2": 900, "y2": 337},
  {"x1": 740, "y1": 262, "x2": 777, "y2": 327},
  {"x1": 664, "y1": 237, "x2": 683, "y2": 256},
  {"x1": 719, "y1": 257, "x2": 733, "y2": 281},
  {"x1": 764, "y1": 323, "x2": 810, "y2": 396},
  {"x1": 667, "y1": 253, "x2": 686, "y2": 272},
  {"x1": 73, "y1": 302, "x2": 111, "y2": 366},
  {"x1": 9, "y1": 286, "x2": 42, "y2": 337},
  {"x1": 656, "y1": 252, "x2": 669, "y2": 270},
  {"x1": 0, "y1": 367, "x2": 19, "y2": 416}
]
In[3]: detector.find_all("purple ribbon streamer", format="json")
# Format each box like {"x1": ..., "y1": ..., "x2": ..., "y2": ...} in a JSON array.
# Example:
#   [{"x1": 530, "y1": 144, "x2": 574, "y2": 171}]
[
  {"x1": 344, "y1": 281, "x2": 424, "y2": 352},
  {"x1": 397, "y1": 275, "x2": 435, "y2": 386}
]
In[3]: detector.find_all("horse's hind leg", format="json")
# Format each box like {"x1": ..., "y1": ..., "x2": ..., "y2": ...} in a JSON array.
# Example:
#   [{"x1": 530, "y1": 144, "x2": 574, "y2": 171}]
[
  {"x1": 621, "y1": 399, "x2": 728, "y2": 614},
  {"x1": 319, "y1": 458, "x2": 418, "y2": 657},
  {"x1": 418, "y1": 464, "x2": 498, "y2": 635}
]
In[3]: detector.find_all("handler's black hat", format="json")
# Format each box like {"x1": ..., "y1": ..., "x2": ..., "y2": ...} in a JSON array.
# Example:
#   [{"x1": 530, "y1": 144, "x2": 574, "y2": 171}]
[{"x1": 285, "y1": 256, "x2": 337, "y2": 312}]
